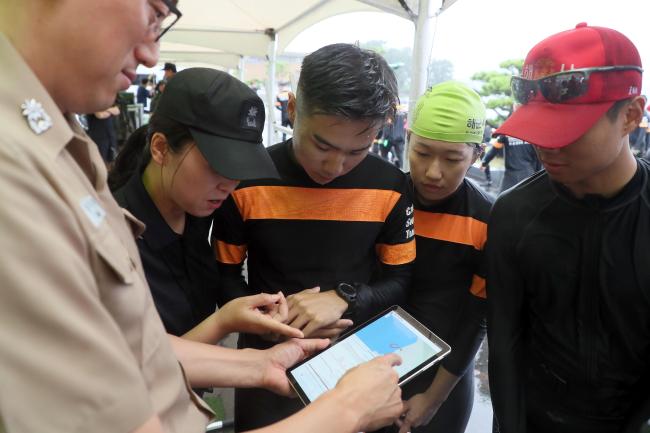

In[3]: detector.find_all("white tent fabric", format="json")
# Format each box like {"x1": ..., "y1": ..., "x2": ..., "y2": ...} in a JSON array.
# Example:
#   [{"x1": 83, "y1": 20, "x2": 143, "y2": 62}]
[
  {"x1": 160, "y1": 0, "x2": 459, "y2": 146},
  {"x1": 159, "y1": 42, "x2": 240, "y2": 69},
  {"x1": 164, "y1": 0, "x2": 418, "y2": 58}
]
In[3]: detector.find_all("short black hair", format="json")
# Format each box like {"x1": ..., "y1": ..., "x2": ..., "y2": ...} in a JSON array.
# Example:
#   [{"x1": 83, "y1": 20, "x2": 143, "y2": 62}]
[{"x1": 296, "y1": 43, "x2": 398, "y2": 124}]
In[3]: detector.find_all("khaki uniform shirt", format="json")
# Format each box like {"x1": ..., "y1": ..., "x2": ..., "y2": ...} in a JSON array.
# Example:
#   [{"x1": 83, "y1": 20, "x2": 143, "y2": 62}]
[{"x1": 0, "y1": 34, "x2": 211, "y2": 432}]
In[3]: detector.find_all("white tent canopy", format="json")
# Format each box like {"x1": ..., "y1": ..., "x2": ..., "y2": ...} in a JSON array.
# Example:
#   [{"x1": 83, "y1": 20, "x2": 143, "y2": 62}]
[
  {"x1": 159, "y1": 42, "x2": 241, "y2": 70},
  {"x1": 161, "y1": 0, "x2": 459, "y2": 145},
  {"x1": 164, "y1": 0, "x2": 417, "y2": 57}
]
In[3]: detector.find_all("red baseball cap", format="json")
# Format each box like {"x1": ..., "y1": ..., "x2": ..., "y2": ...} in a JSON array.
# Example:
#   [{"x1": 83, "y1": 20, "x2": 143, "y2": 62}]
[{"x1": 496, "y1": 23, "x2": 643, "y2": 148}]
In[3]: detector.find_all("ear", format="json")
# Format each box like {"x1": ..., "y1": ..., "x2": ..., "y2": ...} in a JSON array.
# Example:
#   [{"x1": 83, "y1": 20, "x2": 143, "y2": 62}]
[
  {"x1": 287, "y1": 92, "x2": 297, "y2": 125},
  {"x1": 149, "y1": 132, "x2": 169, "y2": 165},
  {"x1": 622, "y1": 96, "x2": 646, "y2": 136}
]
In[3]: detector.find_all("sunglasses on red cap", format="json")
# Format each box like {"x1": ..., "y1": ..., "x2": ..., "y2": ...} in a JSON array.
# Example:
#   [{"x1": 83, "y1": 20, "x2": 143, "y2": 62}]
[{"x1": 511, "y1": 65, "x2": 643, "y2": 105}]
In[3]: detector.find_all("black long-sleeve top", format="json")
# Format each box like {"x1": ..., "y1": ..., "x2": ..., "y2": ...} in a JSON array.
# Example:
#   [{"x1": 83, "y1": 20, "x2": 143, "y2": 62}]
[
  {"x1": 113, "y1": 173, "x2": 221, "y2": 336},
  {"x1": 487, "y1": 158, "x2": 650, "y2": 433},
  {"x1": 406, "y1": 177, "x2": 492, "y2": 377},
  {"x1": 212, "y1": 140, "x2": 415, "y2": 347}
]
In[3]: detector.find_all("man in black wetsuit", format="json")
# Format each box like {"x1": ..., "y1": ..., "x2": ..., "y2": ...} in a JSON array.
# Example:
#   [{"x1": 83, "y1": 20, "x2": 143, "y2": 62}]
[
  {"x1": 487, "y1": 23, "x2": 650, "y2": 433},
  {"x1": 213, "y1": 43, "x2": 415, "y2": 432}
]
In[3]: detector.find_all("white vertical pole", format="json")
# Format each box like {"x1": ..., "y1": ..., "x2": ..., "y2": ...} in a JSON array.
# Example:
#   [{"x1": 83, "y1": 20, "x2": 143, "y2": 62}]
[
  {"x1": 266, "y1": 31, "x2": 278, "y2": 147},
  {"x1": 408, "y1": 0, "x2": 437, "y2": 123},
  {"x1": 404, "y1": 0, "x2": 438, "y2": 171},
  {"x1": 238, "y1": 56, "x2": 245, "y2": 82}
]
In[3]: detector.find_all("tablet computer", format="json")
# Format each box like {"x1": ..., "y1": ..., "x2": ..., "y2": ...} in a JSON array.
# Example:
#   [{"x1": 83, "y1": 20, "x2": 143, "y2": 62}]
[{"x1": 287, "y1": 305, "x2": 451, "y2": 405}]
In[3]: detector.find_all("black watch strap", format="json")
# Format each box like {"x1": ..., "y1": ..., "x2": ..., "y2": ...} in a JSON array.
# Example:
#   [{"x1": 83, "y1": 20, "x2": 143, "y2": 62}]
[{"x1": 335, "y1": 282, "x2": 357, "y2": 317}]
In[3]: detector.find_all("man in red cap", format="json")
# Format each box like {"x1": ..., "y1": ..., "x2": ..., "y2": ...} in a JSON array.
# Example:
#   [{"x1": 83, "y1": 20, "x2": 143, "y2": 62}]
[{"x1": 486, "y1": 24, "x2": 649, "y2": 433}]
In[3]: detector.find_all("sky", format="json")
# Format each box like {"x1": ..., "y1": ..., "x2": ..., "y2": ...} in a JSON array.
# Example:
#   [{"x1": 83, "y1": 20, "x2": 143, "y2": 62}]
[{"x1": 285, "y1": 0, "x2": 650, "y2": 94}]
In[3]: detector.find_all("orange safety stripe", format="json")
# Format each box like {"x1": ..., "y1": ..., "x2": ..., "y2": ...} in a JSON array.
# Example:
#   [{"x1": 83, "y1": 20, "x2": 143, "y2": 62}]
[
  {"x1": 469, "y1": 274, "x2": 486, "y2": 299},
  {"x1": 232, "y1": 186, "x2": 401, "y2": 222},
  {"x1": 414, "y1": 210, "x2": 487, "y2": 251},
  {"x1": 214, "y1": 240, "x2": 247, "y2": 264},
  {"x1": 375, "y1": 240, "x2": 416, "y2": 265}
]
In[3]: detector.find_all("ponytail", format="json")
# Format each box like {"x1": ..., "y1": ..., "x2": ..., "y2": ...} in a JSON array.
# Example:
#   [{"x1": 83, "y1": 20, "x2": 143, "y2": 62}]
[
  {"x1": 108, "y1": 114, "x2": 193, "y2": 191},
  {"x1": 108, "y1": 124, "x2": 150, "y2": 191}
]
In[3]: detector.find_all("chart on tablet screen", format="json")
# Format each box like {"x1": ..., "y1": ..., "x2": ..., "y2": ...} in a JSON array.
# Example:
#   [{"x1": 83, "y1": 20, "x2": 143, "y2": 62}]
[{"x1": 292, "y1": 311, "x2": 442, "y2": 401}]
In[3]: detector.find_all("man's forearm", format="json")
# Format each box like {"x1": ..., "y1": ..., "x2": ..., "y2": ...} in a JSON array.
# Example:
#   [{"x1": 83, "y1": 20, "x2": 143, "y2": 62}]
[
  {"x1": 248, "y1": 388, "x2": 360, "y2": 433},
  {"x1": 423, "y1": 366, "x2": 461, "y2": 405},
  {"x1": 168, "y1": 335, "x2": 262, "y2": 389},
  {"x1": 181, "y1": 313, "x2": 229, "y2": 345}
]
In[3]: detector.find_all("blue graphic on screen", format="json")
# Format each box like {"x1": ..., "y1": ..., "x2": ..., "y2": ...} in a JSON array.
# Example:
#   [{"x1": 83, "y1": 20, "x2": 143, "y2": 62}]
[
  {"x1": 356, "y1": 313, "x2": 417, "y2": 354},
  {"x1": 290, "y1": 310, "x2": 444, "y2": 402}
]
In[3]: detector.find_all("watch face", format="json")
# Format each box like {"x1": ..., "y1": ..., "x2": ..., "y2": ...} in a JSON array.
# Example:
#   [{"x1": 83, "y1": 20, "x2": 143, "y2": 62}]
[{"x1": 338, "y1": 283, "x2": 356, "y2": 296}]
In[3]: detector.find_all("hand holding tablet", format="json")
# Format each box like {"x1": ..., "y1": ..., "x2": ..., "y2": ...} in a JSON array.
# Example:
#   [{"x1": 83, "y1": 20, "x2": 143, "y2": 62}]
[
  {"x1": 334, "y1": 353, "x2": 404, "y2": 432},
  {"x1": 288, "y1": 306, "x2": 451, "y2": 404}
]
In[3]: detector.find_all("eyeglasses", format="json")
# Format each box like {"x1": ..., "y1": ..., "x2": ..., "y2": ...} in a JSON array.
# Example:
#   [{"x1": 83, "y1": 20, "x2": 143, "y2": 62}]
[
  {"x1": 511, "y1": 65, "x2": 643, "y2": 104},
  {"x1": 149, "y1": 0, "x2": 182, "y2": 42}
]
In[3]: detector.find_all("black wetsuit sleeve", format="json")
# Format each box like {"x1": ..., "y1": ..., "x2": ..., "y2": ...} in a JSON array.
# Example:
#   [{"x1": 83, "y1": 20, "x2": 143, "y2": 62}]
[
  {"x1": 441, "y1": 245, "x2": 487, "y2": 376},
  {"x1": 624, "y1": 395, "x2": 650, "y2": 433},
  {"x1": 353, "y1": 262, "x2": 412, "y2": 323},
  {"x1": 353, "y1": 183, "x2": 415, "y2": 323},
  {"x1": 487, "y1": 197, "x2": 527, "y2": 433},
  {"x1": 212, "y1": 195, "x2": 250, "y2": 305}
]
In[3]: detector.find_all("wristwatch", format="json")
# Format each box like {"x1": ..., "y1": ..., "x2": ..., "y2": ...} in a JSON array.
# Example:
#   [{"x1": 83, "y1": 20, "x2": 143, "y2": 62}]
[{"x1": 335, "y1": 282, "x2": 357, "y2": 317}]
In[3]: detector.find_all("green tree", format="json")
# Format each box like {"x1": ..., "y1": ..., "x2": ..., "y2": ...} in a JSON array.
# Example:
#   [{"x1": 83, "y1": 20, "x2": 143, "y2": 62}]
[{"x1": 472, "y1": 59, "x2": 523, "y2": 126}]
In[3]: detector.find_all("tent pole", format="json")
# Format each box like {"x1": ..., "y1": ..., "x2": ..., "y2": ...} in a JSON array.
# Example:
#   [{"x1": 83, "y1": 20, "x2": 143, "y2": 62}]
[
  {"x1": 238, "y1": 56, "x2": 245, "y2": 81},
  {"x1": 404, "y1": 0, "x2": 437, "y2": 171},
  {"x1": 265, "y1": 29, "x2": 278, "y2": 147},
  {"x1": 408, "y1": 0, "x2": 437, "y2": 122}
]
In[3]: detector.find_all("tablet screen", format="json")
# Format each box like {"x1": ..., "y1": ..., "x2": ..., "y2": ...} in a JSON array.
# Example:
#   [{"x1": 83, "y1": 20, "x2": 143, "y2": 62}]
[{"x1": 288, "y1": 306, "x2": 450, "y2": 404}]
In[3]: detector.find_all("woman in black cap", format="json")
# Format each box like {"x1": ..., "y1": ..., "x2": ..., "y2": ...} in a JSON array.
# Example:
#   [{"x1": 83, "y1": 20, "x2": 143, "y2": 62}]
[{"x1": 109, "y1": 67, "x2": 301, "y2": 344}]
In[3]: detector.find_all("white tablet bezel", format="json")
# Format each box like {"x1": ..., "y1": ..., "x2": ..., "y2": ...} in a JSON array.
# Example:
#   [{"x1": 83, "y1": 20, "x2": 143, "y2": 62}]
[{"x1": 287, "y1": 305, "x2": 451, "y2": 405}]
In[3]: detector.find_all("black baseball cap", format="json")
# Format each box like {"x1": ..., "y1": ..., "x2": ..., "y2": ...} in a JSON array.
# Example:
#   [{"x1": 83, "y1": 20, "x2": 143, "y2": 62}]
[
  {"x1": 163, "y1": 62, "x2": 177, "y2": 73},
  {"x1": 156, "y1": 68, "x2": 279, "y2": 180}
]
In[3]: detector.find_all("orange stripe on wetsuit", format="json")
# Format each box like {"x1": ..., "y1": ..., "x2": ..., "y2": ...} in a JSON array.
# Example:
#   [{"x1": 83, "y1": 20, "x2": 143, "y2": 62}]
[
  {"x1": 413, "y1": 210, "x2": 487, "y2": 251},
  {"x1": 414, "y1": 209, "x2": 487, "y2": 298},
  {"x1": 469, "y1": 274, "x2": 486, "y2": 299},
  {"x1": 232, "y1": 186, "x2": 401, "y2": 222},
  {"x1": 214, "y1": 240, "x2": 247, "y2": 264},
  {"x1": 376, "y1": 240, "x2": 416, "y2": 266}
]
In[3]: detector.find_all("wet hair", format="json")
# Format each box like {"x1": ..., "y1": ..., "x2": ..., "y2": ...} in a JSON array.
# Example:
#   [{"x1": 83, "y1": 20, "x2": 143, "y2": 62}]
[
  {"x1": 469, "y1": 142, "x2": 484, "y2": 158},
  {"x1": 605, "y1": 97, "x2": 633, "y2": 122},
  {"x1": 108, "y1": 114, "x2": 193, "y2": 191},
  {"x1": 296, "y1": 43, "x2": 398, "y2": 127}
]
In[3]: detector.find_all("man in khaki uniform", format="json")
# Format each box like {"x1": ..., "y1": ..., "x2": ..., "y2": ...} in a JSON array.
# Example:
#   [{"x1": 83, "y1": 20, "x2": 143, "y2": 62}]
[{"x1": 0, "y1": 1, "x2": 404, "y2": 433}]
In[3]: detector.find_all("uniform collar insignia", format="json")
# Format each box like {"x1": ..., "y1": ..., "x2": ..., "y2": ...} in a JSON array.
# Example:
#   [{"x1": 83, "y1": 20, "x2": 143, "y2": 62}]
[{"x1": 21, "y1": 98, "x2": 52, "y2": 135}]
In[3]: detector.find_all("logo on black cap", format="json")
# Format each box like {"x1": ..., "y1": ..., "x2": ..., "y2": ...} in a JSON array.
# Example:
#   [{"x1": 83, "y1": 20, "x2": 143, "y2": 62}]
[{"x1": 241, "y1": 101, "x2": 263, "y2": 131}]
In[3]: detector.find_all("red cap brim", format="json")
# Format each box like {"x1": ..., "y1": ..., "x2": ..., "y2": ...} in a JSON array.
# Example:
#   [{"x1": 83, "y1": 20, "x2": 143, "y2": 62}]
[{"x1": 495, "y1": 101, "x2": 616, "y2": 148}]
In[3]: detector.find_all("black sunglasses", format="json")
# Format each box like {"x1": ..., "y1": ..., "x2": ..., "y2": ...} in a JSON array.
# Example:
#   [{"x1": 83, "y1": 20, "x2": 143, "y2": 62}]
[
  {"x1": 154, "y1": 0, "x2": 182, "y2": 42},
  {"x1": 511, "y1": 65, "x2": 643, "y2": 104}
]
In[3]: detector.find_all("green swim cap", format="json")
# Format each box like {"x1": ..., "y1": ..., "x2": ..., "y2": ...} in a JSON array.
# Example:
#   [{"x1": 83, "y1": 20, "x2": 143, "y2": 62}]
[{"x1": 410, "y1": 81, "x2": 486, "y2": 144}]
